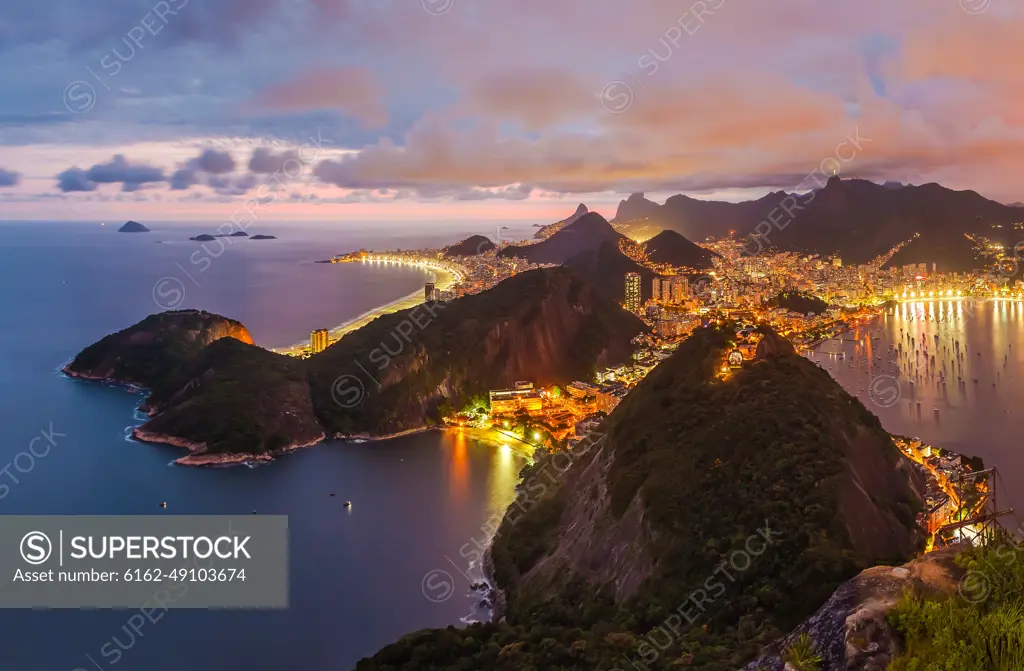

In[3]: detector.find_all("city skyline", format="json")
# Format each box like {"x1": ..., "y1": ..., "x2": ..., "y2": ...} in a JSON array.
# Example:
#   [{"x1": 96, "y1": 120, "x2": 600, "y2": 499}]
[{"x1": 1, "y1": 0, "x2": 1023, "y2": 220}]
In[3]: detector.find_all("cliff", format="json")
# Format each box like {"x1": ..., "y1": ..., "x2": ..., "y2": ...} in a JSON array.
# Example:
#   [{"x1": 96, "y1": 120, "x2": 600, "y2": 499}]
[
  {"x1": 361, "y1": 325, "x2": 925, "y2": 670},
  {"x1": 308, "y1": 267, "x2": 647, "y2": 436},
  {"x1": 63, "y1": 309, "x2": 253, "y2": 387}
]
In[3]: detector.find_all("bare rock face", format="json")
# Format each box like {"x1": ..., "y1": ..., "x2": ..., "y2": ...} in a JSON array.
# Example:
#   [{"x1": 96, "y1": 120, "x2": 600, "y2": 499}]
[
  {"x1": 513, "y1": 440, "x2": 656, "y2": 603},
  {"x1": 741, "y1": 546, "x2": 964, "y2": 671}
]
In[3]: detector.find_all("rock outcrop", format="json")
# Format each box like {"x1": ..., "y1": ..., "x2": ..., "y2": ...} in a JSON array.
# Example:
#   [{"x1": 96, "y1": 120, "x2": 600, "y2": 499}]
[{"x1": 742, "y1": 546, "x2": 965, "y2": 671}]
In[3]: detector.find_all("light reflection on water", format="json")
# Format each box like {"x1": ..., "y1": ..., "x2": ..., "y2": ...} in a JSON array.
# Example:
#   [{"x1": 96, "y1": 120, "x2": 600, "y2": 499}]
[{"x1": 809, "y1": 300, "x2": 1024, "y2": 516}]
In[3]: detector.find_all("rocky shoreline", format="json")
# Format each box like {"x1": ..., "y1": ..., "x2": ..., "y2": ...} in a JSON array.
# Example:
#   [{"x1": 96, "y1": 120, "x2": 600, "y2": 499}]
[{"x1": 133, "y1": 428, "x2": 327, "y2": 467}]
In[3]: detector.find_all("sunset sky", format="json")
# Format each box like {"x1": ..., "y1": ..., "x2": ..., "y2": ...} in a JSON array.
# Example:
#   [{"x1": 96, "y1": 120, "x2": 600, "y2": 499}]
[{"x1": 1, "y1": 0, "x2": 1021, "y2": 221}]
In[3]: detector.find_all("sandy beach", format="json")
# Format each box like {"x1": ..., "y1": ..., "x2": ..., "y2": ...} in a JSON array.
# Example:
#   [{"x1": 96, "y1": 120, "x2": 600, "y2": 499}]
[
  {"x1": 274, "y1": 263, "x2": 460, "y2": 354},
  {"x1": 453, "y1": 427, "x2": 537, "y2": 459}
]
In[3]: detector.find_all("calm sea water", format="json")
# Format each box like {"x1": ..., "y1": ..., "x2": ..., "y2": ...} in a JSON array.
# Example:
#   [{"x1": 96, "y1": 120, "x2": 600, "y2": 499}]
[
  {"x1": 0, "y1": 220, "x2": 535, "y2": 671},
  {"x1": 6, "y1": 221, "x2": 1022, "y2": 670},
  {"x1": 809, "y1": 300, "x2": 1024, "y2": 519}
]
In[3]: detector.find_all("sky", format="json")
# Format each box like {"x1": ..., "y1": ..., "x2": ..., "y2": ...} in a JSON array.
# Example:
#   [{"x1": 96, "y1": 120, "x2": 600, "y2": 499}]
[{"x1": 0, "y1": 0, "x2": 1022, "y2": 222}]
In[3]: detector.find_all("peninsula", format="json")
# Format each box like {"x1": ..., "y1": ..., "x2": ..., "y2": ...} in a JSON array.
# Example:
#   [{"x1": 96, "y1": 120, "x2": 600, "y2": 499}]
[{"x1": 64, "y1": 269, "x2": 646, "y2": 465}]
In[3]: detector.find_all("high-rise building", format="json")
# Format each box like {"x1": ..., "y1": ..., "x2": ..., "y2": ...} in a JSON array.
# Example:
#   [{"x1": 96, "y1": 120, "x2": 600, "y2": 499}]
[
  {"x1": 652, "y1": 278, "x2": 662, "y2": 302},
  {"x1": 310, "y1": 328, "x2": 329, "y2": 354},
  {"x1": 670, "y1": 277, "x2": 687, "y2": 303},
  {"x1": 424, "y1": 282, "x2": 435, "y2": 301},
  {"x1": 625, "y1": 272, "x2": 642, "y2": 313},
  {"x1": 833, "y1": 257, "x2": 842, "y2": 268}
]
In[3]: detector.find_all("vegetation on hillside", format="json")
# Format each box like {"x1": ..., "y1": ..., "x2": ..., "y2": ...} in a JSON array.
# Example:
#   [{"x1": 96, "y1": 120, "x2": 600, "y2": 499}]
[
  {"x1": 67, "y1": 270, "x2": 644, "y2": 455},
  {"x1": 141, "y1": 337, "x2": 320, "y2": 454},
  {"x1": 887, "y1": 539, "x2": 1024, "y2": 671},
  {"x1": 766, "y1": 291, "x2": 831, "y2": 315},
  {"x1": 308, "y1": 268, "x2": 645, "y2": 436},
  {"x1": 360, "y1": 325, "x2": 923, "y2": 670},
  {"x1": 66, "y1": 310, "x2": 251, "y2": 387}
]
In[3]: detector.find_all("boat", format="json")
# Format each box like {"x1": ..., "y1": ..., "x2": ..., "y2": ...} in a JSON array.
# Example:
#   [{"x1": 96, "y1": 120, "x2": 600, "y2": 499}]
[
  {"x1": 343, "y1": 501, "x2": 352, "y2": 507},
  {"x1": 160, "y1": 502, "x2": 166, "y2": 508}
]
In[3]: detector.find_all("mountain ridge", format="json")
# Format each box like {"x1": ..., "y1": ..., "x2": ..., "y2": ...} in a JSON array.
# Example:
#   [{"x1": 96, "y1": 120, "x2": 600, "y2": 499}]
[{"x1": 613, "y1": 178, "x2": 1023, "y2": 270}]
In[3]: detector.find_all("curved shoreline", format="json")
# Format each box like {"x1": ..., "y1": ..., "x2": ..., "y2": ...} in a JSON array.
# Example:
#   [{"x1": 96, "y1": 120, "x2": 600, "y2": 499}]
[{"x1": 274, "y1": 263, "x2": 459, "y2": 353}]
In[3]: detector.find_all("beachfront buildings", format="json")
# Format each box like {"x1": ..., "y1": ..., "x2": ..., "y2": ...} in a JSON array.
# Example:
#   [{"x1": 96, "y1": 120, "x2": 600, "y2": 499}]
[
  {"x1": 489, "y1": 382, "x2": 543, "y2": 415},
  {"x1": 310, "y1": 328, "x2": 329, "y2": 354}
]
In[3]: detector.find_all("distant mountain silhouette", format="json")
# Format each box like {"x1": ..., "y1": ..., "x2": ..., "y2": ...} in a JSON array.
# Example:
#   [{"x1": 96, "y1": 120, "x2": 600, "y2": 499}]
[
  {"x1": 769, "y1": 177, "x2": 1022, "y2": 269},
  {"x1": 118, "y1": 220, "x2": 150, "y2": 233},
  {"x1": 565, "y1": 203, "x2": 589, "y2": 224},
  {"x1": 615, "y1": 191, "x2": 790, "y2": 241},
  {"x1": 533, "y1": 203, "x2": 590, "y2": 240},
  {"x1": 501, "y1": 212, "x2": 624, "y2": 264},
  {"x1": 643, "y1": 229, "x2": 717, "y2": 269},
  {"x1": 444, "y1": 234, "x2": 495, "y2": 257},
  {"x1": 615, "y1": 178, "x2": 1023, "y2": 270},
  {"x1": 615, "y1": 193, "x2": 661, "y2": 222},
  {"x1": 1009, "y1": 202, "x2": 1024, "y2": 208},
  {"x1": 563, "y1": 240, "x2": 659, "y2": 304}
]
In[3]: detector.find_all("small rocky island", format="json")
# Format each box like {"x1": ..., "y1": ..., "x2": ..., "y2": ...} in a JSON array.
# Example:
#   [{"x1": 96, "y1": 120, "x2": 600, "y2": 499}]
[
  {"x1": 189, "y1": 234, "x2": 216, "y2": 241},
  {"x1": 118, "y1": 221, "x2": 150, "y2": 233},
  {"x1": 250, "y1": 234, "x2": 277, "y2": 240}
]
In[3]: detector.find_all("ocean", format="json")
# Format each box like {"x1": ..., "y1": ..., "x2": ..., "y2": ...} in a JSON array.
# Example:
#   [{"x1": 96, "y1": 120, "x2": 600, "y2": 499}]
[
  {"x1": 0, "y1": 220, "x2": 535, "y2": 671},
  {"x1": 809, "y1": 300, "x2": 1024, "y2": 518},
  {"x1": 2, "y1": 221, "x2": 1022, "y2": 670}
]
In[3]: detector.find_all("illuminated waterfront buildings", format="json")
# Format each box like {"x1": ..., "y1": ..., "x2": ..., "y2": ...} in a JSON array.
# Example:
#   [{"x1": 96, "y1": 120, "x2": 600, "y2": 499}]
[{"x1": 310, "y1": 328, "x2": 329, "y2": 354}]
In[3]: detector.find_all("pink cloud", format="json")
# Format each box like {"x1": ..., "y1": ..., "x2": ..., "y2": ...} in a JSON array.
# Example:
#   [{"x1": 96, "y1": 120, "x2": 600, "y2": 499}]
[{"x1": 252, "y1": 67, "x2": 388, "y2": 129}]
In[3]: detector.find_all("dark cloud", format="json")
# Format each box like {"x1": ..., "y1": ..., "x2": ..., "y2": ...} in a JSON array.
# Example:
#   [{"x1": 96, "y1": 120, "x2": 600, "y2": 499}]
[
  {"x1": 84, "y1": 155, "x2": 166, "y2": 191},
  {"x1": 0, "y1": 168, "x2": 20, "y2": 187},
  {"x1": 208, "y1": 173, "x2": 257, "y2": 195},
  {"x1": 56, "y1": 167, "x2": 97, "y2": 192},
  {"x1": 195, "y1": 149, "x2": 236, "y2": 174},
  {"x1": 249, "y1": 147, "x2": 300, "y2": 174},
  {"x1": 170, "y1": 168, "x2": 197, "y2": 190}
]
